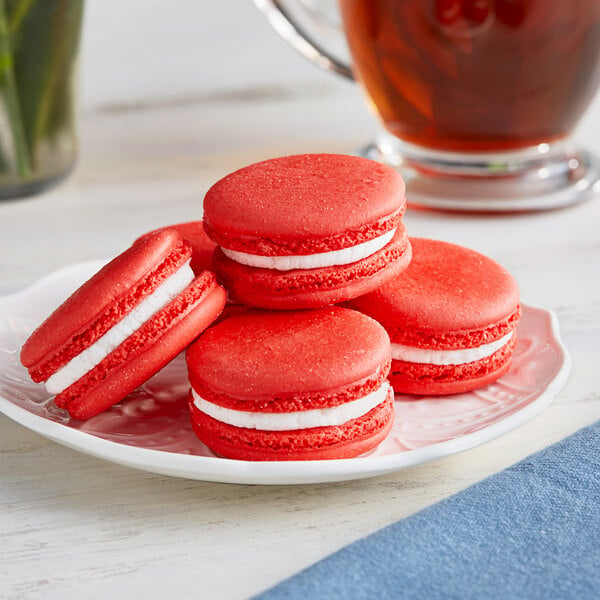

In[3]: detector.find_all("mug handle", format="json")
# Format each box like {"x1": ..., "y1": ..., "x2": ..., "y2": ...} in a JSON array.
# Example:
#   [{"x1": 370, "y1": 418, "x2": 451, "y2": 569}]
[{"x1": 253, "y1": 0, "x2": 354, "y2": 80}]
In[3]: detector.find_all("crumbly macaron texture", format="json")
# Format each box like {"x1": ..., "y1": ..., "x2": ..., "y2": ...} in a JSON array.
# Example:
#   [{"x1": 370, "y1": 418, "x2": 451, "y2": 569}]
[
  {"x1": 348, "y1": 237, "x2": 520, "y2": 350},
  {"x1": 203, "y1": 153, "x2": 406, "y2": 255},
  {"x1": 190, "y1": 391, "x2": 395, "y2": 461},
  {"x1": 21, "y1": 230, "x2": 191, "y2": 381},
  {"x1": 186, "y1": 306, "x2": 391, "y2": 409},
  {"x1": 57, "y1": 272, "x2": 226, "y2": 420},
  {"x1": 213, "y1": 226, "x2": 412, "y2": 310}
]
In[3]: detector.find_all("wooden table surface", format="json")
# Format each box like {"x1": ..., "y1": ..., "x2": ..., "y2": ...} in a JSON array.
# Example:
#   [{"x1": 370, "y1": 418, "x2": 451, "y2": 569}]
[{"x1": 2, "y1": 2, "x2": 600, "y2": 598}]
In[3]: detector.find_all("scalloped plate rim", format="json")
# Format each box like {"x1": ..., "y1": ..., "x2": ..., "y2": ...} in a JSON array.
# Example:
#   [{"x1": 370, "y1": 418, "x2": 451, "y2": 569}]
[{"x1": 0, "y1": 261, "x2": 571, "y2": 485}]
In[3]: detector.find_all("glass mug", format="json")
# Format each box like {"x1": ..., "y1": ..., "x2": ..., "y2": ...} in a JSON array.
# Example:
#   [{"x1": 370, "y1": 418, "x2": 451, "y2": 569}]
[{"x1": 255, "y1": 0, "x2": 600, "y2": 211}]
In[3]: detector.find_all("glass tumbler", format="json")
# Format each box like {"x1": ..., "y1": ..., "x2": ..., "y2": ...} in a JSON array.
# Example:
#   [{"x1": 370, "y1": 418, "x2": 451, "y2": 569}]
[{"x1": 0, "y1": 0, "x2": 84, "y2": 199}]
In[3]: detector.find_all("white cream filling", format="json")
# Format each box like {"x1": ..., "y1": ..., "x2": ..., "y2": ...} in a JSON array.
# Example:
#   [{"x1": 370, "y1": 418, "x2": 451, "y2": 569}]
[
  {"x1": 391, "y1": 332, "x2": 514, "y2": 366},
  {"x1": 221, "y1": 228, "x2": 396, "y2": 271},
  {"x1": 46, "y1": 261, "x2": 195, "y2": 395},
  {"x1": 192, "y1": 382, "x2": 390, "y2": 431}
]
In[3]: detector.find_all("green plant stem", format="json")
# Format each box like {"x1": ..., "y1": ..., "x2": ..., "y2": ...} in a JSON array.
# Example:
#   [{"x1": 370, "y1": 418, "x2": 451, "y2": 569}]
[
  {"x1": 31, "y1": 0, "x2": 83, "y2": 156},
  {"x1": 0, "y1": 0, "x2": 31, "y2": 178},
  {"x1": 7, "y1": 0, "x2": 33, "y2": 35}
]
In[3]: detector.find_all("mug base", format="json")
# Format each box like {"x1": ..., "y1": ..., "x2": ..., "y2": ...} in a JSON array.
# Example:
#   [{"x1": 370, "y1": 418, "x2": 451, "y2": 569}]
[{"x1": 360, "y1": 135, "x2": 600, "y2": 213}]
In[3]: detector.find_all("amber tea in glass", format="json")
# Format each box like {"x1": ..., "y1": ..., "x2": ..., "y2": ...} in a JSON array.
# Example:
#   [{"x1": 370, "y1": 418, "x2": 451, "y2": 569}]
[
  {"x1": 255, "y1": 0, "x2": 600, "y2": 210},
  {"x1": 339, "y1": 0, "x2": 600, "y2": 152}
]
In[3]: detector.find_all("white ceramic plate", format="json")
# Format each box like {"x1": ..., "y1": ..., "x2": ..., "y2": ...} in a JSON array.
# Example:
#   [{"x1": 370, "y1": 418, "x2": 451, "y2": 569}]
[{"x1": 0, "y1": 261, "x2": 571, "y2": 485}]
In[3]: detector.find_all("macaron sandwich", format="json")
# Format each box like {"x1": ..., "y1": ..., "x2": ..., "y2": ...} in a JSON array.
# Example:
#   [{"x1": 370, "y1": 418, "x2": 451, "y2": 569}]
[
  {"x1": 186, "y1": 307, "x2": 394, "y2": 460},
  {"x1": 349, "y1": 238, "x2": 521, "y2": 395},
  {"x1": 203, "y1": 153, "x2": 412, "y2": 309},
  {"x1": 21, "y1": 231, "x2": 226, "y2": 419}
]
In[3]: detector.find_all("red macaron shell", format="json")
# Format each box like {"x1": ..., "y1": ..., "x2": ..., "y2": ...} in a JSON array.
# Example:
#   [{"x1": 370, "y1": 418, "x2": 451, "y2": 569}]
[
  {"x1": 213, "y1": 225, "x2": 412, "y2": 310},
  {"x1": 203, "y1": 153, "x2": 406, "y2": 256},
  {"x1": 191, "y1": 360, "x2": 390, "y2": 414},
  {"x1": 389, "y1": 335, "x2": 517, "y2": 395},
  {"x1": 21, "y1": 230, "x2": 191, "y2": 381},
  {"x1": 136, "y1": 221, "x2": 216, "y2": 275},
  {"x1": 189, "y1": 390, "x2": 394, "y2": 461},
  {"x1": 56, "y1": 272, "x2": 226, "y2": 420},
  {"x1": 348, "y1": 238, "x2": 520, "y2": 350},
  {"x1": 186, "y1": 307, "x2": 391, "y2": 410}
]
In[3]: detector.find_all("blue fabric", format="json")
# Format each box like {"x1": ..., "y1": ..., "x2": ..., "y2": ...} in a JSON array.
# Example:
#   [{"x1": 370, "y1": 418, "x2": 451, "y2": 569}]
[{"x1": 255, "y1": 420, "x2": 600, "y2": 600}]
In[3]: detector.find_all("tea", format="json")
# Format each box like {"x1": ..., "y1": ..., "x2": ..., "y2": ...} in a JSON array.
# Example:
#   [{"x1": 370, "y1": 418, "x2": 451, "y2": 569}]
[{"x1": 339, "y1": 0, "x2": 600, "y2": 152}]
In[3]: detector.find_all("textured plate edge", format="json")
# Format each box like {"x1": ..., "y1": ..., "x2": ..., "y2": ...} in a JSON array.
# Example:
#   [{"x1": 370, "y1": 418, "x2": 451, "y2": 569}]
[{"x1": 0, "y1": 267, "x2": 571, "y2": 485}]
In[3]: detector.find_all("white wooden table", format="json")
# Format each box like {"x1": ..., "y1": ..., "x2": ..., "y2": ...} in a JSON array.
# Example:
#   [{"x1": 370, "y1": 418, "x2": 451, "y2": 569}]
[{"x1": 2, "y1": 2, "x2": 600, "y2": 598}]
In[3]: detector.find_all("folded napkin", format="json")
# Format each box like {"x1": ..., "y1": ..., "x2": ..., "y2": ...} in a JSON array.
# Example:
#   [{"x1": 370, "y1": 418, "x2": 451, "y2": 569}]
[{"x1": 255, "y1": 420, "x2": 600, "y2": 600}]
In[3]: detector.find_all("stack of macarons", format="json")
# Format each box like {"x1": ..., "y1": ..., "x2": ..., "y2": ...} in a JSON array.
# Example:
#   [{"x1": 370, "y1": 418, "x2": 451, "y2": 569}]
[
  {"x1": 187, "y1": 153, "x2": 412, "y2": 460},
  {"x1": 187, "y1": 153, "x2": 519, "y2": 460},
  {"x1": 21, "y1": 152, "x2": 521, "y2": 462}
]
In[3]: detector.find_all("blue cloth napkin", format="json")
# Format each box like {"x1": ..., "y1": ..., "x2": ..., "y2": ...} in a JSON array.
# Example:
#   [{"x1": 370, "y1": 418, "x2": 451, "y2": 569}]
[{"x1": 255, "y1": 420, "x2": 600, "y2": 600}]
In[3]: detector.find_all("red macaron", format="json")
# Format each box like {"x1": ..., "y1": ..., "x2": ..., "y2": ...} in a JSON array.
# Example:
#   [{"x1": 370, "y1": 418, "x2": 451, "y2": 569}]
[
  {"x1": 21, "y1": 231, "x2": 227, "y2": 420},
  {"x1": 348, "y1": 238, "x2": 521, "y2": 395},
  {"x1": 186, "y1": 307, "x2": 394, "y2": 460},
  {"x1": 203, "y1": 153, "x2": 412, "y2": 309}
]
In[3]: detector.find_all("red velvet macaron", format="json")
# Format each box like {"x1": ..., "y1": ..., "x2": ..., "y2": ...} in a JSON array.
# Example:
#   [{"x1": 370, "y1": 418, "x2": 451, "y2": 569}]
[
  {"x1": 348, "y1": 238, "x2": 521, "y2": 395},
  {"x1": 186, "y1": 307, "x2": 395, "y2": 461},
  {"x1": 21, "y1": 231, "x2": 226, "y2": 420},
  {"x1": 203, "y1": 154, "x2": 412, "y2": 309}
]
